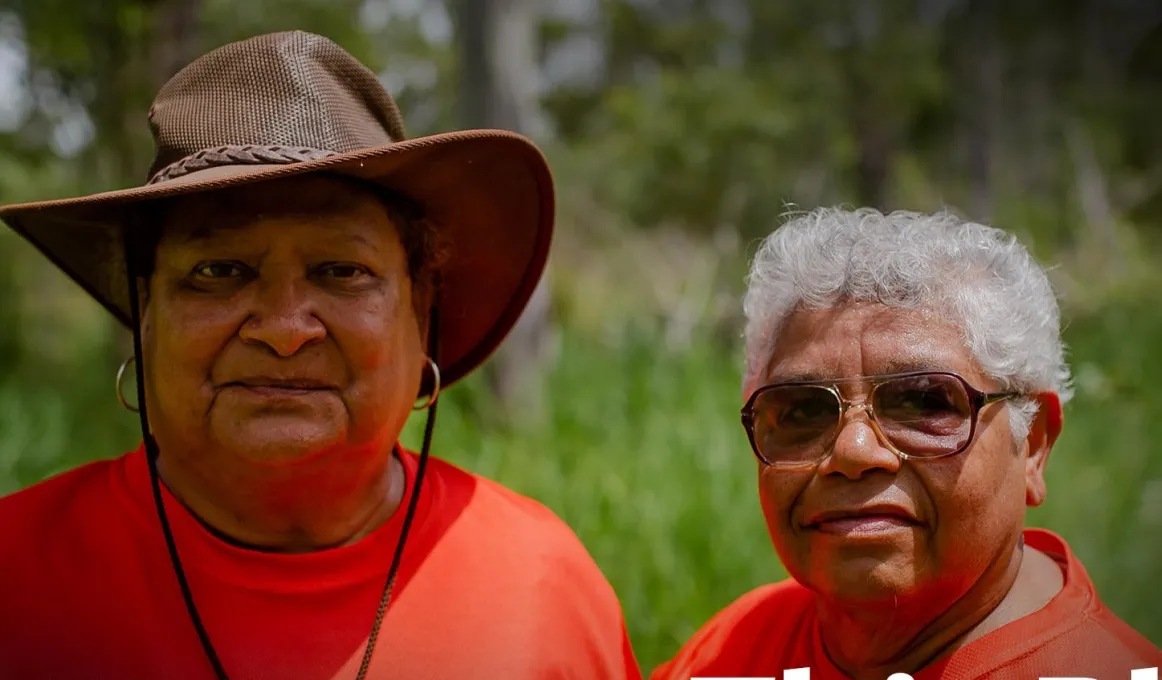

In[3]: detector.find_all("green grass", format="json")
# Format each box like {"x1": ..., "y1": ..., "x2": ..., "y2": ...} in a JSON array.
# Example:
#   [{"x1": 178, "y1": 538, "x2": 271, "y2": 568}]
[{"x1": 3, "y1": 301, "x2": 1161, "y2": 674}]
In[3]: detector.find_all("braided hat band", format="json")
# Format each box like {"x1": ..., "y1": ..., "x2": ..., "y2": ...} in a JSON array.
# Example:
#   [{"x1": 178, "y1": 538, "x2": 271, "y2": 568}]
[{"x1": 147, "y1": 145, "x2": 339, "y2": 185}]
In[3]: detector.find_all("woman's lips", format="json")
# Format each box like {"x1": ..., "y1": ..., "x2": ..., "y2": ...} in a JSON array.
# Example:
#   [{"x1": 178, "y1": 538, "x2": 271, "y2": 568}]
[
  {"x1": 810, "y1": 515, "x2": 917, "y2": 535},
  {"x1": 231, "y1": 384, "x2": 326, "y2": 398},
  {"x1": 802, "y1": 505, "x2": 922, "y2": 536},
  {"x1": 220, "y1": 379, "x2": 336, "y2": 400}
]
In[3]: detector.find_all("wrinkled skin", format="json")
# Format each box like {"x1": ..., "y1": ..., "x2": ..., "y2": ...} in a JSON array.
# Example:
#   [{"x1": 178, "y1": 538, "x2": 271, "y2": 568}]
[
  {"x1": 138, "y1": 174, "x2": 426, "y2": 552},
  {"x1": 750, "y1": 302, "x2": 1063, "y2": 678}
]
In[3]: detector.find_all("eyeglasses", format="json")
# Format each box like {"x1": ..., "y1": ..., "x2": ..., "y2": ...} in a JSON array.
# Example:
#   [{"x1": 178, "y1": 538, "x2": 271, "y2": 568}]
[{"x1": 740, "y1": 371, "x2": 1019, "y2": 468}]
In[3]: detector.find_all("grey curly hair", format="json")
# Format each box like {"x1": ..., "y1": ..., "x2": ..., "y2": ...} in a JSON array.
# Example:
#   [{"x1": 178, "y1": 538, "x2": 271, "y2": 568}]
[{"x1": 742, "y1": 207, "x2": 1073, "y2": 440}]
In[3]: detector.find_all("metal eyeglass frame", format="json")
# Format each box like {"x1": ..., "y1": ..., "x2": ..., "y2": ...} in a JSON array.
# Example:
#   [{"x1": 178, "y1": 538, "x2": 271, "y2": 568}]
[{"x1": 740, "y1": 370, "x2": 1021, "y2": 468}]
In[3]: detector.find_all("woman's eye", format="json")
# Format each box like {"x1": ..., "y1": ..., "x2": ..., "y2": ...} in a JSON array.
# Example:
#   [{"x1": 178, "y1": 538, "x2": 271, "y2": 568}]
[
  {"x1": 193, "y1": 262, "x2": 246, "y2": 279},
  {"x1": 317, "y1": 263, "x2": 369, "y2": 280}
]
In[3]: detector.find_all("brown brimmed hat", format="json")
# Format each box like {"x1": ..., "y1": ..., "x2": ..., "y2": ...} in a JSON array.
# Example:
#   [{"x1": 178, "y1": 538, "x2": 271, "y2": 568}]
[{"x1": 0, "y1": 30, "x2": 554, "y2": 393}]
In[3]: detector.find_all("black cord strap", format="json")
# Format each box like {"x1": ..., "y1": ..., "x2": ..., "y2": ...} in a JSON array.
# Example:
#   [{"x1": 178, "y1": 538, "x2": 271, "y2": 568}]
[
  {"x1": 356, "y1": 292, "x2": 440, "y2": 679},
  {"x1": 124, "y1": 229, "x2": 230, "y2": 680}
]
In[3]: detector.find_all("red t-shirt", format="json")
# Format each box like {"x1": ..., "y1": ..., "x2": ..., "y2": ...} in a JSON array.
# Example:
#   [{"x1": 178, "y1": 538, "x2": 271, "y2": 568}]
[
  {"x1": 0, "y1": 444, "x2": 642, "y2": 680},
  {"x1": 651, "y1": 529, "x2": 1161, "y2": 680}
]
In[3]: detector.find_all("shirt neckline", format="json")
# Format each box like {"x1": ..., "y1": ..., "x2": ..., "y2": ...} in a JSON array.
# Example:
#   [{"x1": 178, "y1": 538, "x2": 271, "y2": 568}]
[{"x1": 115, "y1": 442, "x2": 433, "y2": 592}]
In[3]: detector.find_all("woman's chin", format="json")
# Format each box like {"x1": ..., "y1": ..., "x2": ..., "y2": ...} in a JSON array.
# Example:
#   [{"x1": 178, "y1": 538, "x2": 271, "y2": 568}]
[{"x1": 215, "y1": 419, "x2": 346, "y2": 466}]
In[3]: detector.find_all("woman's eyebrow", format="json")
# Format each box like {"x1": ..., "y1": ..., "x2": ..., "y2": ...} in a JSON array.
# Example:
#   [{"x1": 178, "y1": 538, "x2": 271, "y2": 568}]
[
  {"x1": 168, "y1": 221, "x2": 228, "y2": 244},
  {"x1": 765, "y1": 368, "x2": 829, "y2": 384},
  {"x1": 303, "y1": 228, "x2": 388, "y2": 259},
  {"x1": 764, "y1": 357, "x2": 957, "y2": 384},
  {"x1": 340, "y1": 232, "x2": 379, "y2": 253},
  {"x1": 875, "y1": 358, "x2": 950, "y2": 374}
]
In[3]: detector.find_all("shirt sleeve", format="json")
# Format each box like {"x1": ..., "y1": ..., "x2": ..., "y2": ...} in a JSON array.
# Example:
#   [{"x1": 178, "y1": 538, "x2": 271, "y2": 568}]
[
  {"x1": 648, "y1": 621, "x2": 726, "y2": 680},
  {"x1": 524, "y1": 525, "x2": 644, "y2": 679},
  {"x1": 648, "y1": 583, "x2": 797, "y2": 680}
]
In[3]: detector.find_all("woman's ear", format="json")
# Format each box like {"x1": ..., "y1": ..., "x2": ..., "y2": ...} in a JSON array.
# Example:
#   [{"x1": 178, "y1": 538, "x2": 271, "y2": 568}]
[{"x1": 1024, "y1": 392, "x2": 1064, "y2": 507}]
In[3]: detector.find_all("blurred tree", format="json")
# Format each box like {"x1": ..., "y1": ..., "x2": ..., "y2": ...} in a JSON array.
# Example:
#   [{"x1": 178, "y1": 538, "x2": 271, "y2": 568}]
[{"x1": 455, "y1": 0, "x2": 559, "y2": 424}]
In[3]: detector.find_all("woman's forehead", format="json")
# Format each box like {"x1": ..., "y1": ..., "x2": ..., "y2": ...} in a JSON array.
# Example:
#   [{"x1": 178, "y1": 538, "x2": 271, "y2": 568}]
[
  {"x1": 762, "y1": 303, "x2": 981, "y2": 383},
  {"x1": 158, "y1": 177, "x2": 393, "y2": 243},
  {"x1": 173, "y1": 174, "x2": 376, "y2": 214}
]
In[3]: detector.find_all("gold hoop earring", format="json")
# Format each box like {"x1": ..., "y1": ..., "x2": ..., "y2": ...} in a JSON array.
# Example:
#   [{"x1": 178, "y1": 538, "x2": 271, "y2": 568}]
[
  {"x1": 412, "y1": 356, "x2": 441, "y2": 411},
  {"x1": 116, "y1": 357, "x2": 139, "y2": 413}
]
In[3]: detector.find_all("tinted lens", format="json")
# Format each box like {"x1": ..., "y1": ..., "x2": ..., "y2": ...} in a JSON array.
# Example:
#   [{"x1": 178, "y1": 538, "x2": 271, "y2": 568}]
[
  {"x1": 750, "y1": 386, "x2": 841, "y2": 464},
  {"x1": 873, "y1": 374, "x2": 972, "y2": 456}
]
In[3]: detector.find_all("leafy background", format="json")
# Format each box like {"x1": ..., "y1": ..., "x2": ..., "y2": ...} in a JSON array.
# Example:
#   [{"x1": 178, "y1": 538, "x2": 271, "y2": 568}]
[{"x1": 1, "y1": 0, "x2": 1160, "y2": 673}]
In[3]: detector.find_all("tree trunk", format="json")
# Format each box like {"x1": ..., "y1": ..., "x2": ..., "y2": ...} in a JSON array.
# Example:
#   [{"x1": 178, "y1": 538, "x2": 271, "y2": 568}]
[
  {"x1": 850, "y1": 106, "x2": 892, "y2": 209},
  {"x1": 965, "y1": 0, "x2": 1000, "y2": 222},
  {"x1": 456, "y1": 0, "x2": 557, "y2": 424},
  {"x1": 842, "y1": 0, "x2": 893, "y2": 209},
  {"x1": 115, "y1": 0, "x2": 204, "y2": 361},
  {"x1": 150, "y1": 0, "x2": 204, "y2": 109},
  {"x1": 1066, "y1": 117, "x2": 1123, "y2": 273}
]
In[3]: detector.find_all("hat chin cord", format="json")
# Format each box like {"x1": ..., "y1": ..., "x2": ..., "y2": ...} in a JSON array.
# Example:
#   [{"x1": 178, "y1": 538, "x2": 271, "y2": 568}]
[{"x1": 123, "y1": 234, "x2": 439, "y2": 680}]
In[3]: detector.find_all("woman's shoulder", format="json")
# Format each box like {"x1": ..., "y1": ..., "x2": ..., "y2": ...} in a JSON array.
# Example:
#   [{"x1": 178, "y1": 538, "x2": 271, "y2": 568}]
[
  {"x1": 649, "y1": 580, "x2": 815, "y2": 680},
  {"x1": 0, "y1": 452, "x2": 138, "y2": 564},
  {"x1": 403, "y1": 449, "x2": 618, "y2": 582},
  {"x1": 678, "y1": 579, "x2": 815, "y2": 640},
  {"x1": 411, "y1": 450, "x2": 584, "y2": 542},
  {"x1": 402, "y1": 449, "x2": 633, "y2": 629},
  {"x1": 0, "y1": 454, "x2": 130, "y2": 522}
]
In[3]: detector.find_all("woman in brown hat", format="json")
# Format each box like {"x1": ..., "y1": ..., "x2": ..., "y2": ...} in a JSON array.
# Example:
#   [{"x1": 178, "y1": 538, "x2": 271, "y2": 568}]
[{"x1": 0, "y1": 31, "x2": 640, "y2": 680}]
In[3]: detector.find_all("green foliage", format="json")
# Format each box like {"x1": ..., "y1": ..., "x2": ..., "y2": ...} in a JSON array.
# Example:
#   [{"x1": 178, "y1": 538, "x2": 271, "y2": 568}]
[
  {"x1": 1027, "y1": 294, "x2": 1162, "y2": 648},
  {"x1": 2, "y1": 0, "x2": 1162, "y2": 675}
]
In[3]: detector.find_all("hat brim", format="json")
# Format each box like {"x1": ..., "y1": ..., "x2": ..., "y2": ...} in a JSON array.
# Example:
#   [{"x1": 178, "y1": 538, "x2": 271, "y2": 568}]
[{"x1": 0, "y1": 129, "x2": 554, "y2": 396}]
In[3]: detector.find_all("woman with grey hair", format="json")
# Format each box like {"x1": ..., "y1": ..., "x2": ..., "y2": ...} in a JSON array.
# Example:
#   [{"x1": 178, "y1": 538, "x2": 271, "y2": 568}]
[{"x1": 652, "y1": 208, "x2": 1160, "y2": 680}]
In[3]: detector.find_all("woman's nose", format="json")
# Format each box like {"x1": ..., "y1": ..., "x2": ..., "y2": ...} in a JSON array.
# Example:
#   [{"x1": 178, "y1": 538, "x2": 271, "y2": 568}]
[
  {"x1": 237, "y1": 274, "x2": 326, "y2": 357},
  {"x1": 816, "y1": 404, "x2": 903, "y2": 480}
]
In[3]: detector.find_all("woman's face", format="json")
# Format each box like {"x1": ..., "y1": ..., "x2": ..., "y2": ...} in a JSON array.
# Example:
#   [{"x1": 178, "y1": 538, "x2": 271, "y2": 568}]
[
  {"x1": 140, "y1": 175, "x2": 425, "y2": 466},
  {"x1": 751, "y1": 302, "x2": 1059, "y2": 611}
]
